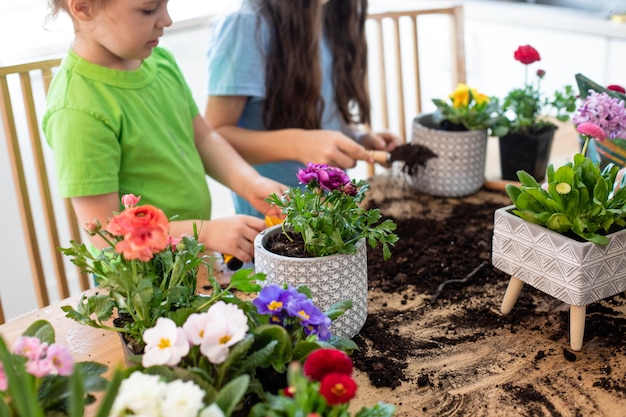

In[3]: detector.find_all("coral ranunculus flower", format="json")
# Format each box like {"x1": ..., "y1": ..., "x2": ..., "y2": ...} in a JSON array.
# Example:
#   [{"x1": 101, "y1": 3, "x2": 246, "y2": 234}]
[
  {"x1": 319, "y1": 373, "x2": 357, "y2": 405},
  {"x1": 106, "y1": 205, "x2": 169, "y2": 261},
  {"x1": 513, "y1": 45, "x2": 541, "y2": 65},
  {"x1": 303, "y1": 348, "x2": 353, "y2": 382}
]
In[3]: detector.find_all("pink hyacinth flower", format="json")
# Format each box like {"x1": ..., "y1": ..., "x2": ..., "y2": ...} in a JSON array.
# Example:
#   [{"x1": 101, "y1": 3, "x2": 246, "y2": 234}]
[{"x1": 577, "y1": 122, "x2": 606, "y2": 141}]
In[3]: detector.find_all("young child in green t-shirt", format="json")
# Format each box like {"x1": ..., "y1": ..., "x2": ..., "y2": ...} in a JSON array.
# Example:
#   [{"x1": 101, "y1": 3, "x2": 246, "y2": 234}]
[{"x1": 43, "y1": 0, "x2": 285, "y2": 264}]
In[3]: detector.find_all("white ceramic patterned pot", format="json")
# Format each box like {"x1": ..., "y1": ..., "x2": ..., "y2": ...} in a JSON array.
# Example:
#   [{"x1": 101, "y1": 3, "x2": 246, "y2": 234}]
[
  {"x1": 408, "y1": 113, "x2": 488, "y2": 197},
  {"x1": 492, "y1": 205, "x2": 626, "y2": 350},
  {"x1": 253, "y1": 225, "x2": 368, "y2": 339}
]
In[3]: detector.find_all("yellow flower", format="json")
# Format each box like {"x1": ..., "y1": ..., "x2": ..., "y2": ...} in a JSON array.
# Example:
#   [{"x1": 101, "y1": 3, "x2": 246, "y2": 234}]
[
  {"x1": 449, "y1": 83, "x2": 471, "y2": 108},
  {"x1": 474, "y1": 92, "x2": 490, "y2": 105},
  {"x1": 448, "y1": 83, "x2": 490, "y2": 108}
]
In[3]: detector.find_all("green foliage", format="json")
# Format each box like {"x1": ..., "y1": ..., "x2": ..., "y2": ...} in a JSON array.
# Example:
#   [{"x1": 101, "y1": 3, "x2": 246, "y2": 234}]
[
  {"x1": 431, "y1": 84, "x2": 501, "y2": 131},
  {"x1": 61, "y1": 229, "x2": 266, "y2": 352},
  {"x1": 506, "y1": 154, "x2": 626, "y2": 244},
  {"x1": 493, "y1": 73, "x2": 578, "y2": 137}
]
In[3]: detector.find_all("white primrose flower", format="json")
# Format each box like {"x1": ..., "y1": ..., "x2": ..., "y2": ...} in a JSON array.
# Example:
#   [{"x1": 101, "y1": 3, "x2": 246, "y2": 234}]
[
  {"x1": 182, "y1": 312, "x2": 213, "y2": 346},
  {"x1": 199, "y1": 403, "x2": 226, "y2": 417},
  {"x1": 142, "y1": 317, "x2": 190, "y2": 367},
  {"x1": 109, "y1": 372, "x2": 164, "y2": 417},
  {"x1": 199, "y1": 301, "x2": 248, "y2": 364},
  {"x1": 160, "y1": 379, "x2": 206, "y2": 417}
]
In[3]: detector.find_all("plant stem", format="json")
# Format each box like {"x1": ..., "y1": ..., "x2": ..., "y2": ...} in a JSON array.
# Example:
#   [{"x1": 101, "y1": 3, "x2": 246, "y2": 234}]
[{"x1": 581, "y1": 136, "x2": 590, "y2": 158}]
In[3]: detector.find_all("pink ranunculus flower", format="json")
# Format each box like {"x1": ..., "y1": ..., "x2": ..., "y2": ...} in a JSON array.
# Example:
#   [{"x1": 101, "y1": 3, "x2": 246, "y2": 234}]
[
  {"x1": 121, "y1": 193, "x2": 141, "y2": 208},
  {"x1": 316, "y1": 165, "x2": 350, "y2": 192},
  {"x1": 297, "y1": 162, "x2": 321, "y2": 185}
]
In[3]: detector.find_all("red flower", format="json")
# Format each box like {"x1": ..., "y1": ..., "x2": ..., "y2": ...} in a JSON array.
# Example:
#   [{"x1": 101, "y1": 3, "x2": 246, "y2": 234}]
[
  {"x1": 282, "y1": 386, "x2": 296, "y2": 398},
  {"x1": 319, "y1": 373, "x2": 357, "y2": 405},
  {"x1": 513, "y1": 45, "x2": 541, "y2": 65},
  {"x1": 303, "y1": 348, "x2": 353, "y2": 382},
  {"x1": 608, "y1": 84, "x2": 626, "y2": 94}
]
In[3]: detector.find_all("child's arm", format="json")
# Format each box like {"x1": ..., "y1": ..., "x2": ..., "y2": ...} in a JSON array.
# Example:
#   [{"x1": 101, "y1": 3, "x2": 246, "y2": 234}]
[
  {"x1": 204, "y1": 96, "x2": 375, "y2": 168},
  {"x1": 192, "y1": 115, "x2": 286, "y2": 219}
]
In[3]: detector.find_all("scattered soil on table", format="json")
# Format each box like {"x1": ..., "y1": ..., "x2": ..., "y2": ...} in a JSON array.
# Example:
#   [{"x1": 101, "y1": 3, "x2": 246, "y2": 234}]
[{"x1": 348, "y1": 173, "x2": 626, "y2": 417}]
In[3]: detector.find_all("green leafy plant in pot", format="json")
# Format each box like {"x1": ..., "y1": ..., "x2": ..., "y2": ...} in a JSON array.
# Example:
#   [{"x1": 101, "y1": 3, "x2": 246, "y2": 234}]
[
  {"x1": 505, "y1": 91, "x2": 626, "y2": 244},
  {"x1": 265, "y1": 163, "x2": 398, "y2": 260}
]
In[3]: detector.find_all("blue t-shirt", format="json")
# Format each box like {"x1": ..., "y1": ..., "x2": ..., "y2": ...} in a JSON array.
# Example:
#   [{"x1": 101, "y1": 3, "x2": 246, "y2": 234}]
[{"x1": 206, "y1": 0, "x2": 343, "y2": 218}]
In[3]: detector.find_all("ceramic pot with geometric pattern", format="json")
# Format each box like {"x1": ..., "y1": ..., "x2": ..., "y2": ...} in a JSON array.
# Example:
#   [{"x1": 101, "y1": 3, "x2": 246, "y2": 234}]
[
  {"x1": 492, "y1": 205, "x2": 626, "y2": 350},
  {"x1": 408, "y1": 113, "x2": 488, "y2": 197},
  {"x1": 253, "y1": 225, "x2": 368, "y2": 339}
]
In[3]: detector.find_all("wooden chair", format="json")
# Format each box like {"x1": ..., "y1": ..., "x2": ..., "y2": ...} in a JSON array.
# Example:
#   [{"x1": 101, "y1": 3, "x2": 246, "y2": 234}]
[
  {"x1": 0, "y1": 58, "x2": 90, "y2": 318},
  {"x1": 365, "y1": 4, "x2": 467, "y2": 175}
]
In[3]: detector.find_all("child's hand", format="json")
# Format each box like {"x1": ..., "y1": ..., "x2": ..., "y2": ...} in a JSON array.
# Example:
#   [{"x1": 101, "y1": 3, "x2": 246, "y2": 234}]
[
  {"x1": 201, "y1": 215, "x2": 266, "y2": 262},
  {"x1": 361, "y1": 131, "x2": 404, "y2": 152},
  {"x1": 245, "y1": 177, "x2": 287, "y2": 219}
]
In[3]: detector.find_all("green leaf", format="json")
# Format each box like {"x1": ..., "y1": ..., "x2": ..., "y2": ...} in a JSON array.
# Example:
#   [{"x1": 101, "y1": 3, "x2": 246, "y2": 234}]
[
  {"x1": 215, "y1": 375, "x2": 250, "y2": 417},
  {"x1": 22, "y1": 320, "x2": 55, "y2": 344},
  {"x1": 67, "y1": 365, "x2": 85, "y2": 417},
  {"x1": 354, "y1": 402, "x2": 397, "y2": 417},
  {"x1": 325, "y1": 299, "x2": 353, "y2": 321},
  {"x1": 93, "y1": 368, "x2": 127, "y2": 417}
]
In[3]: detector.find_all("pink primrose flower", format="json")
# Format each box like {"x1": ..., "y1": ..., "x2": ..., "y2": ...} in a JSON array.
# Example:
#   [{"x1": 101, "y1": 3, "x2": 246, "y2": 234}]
[
  {"x1": 13, "y1": 336, "x2": 47, "y2": 361},
  {"x1": 25, "y1": 357, "x2": 54, "y2": 378},
  {"x1": 47, "y1": 343, "x2": 74, "y2": 376}
]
